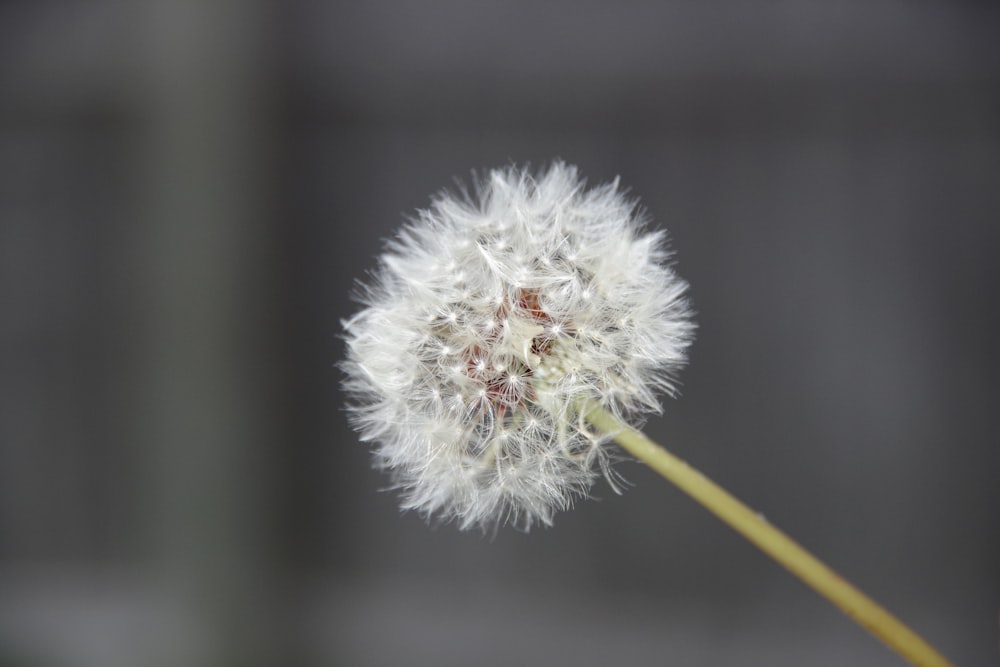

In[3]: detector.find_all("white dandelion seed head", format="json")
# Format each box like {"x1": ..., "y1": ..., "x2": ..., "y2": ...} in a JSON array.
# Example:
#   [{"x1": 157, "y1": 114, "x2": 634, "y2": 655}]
[{"x1": 342, "y1": 162, "x2": 695, "y2": 531}]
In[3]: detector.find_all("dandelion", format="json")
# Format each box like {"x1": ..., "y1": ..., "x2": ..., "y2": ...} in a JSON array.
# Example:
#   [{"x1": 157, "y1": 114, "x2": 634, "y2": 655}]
[
  {"x1": 343, "y1": 162, "x2": 693, "y2": 530},
  {"x1": 342, "y1": 162, "x2": 951, "y2": 666}
]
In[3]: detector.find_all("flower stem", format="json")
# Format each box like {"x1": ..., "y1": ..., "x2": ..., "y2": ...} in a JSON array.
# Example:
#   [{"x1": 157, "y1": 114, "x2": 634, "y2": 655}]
[{"x1": 582, "y1": 403, "x2": 952, "y2": 667}]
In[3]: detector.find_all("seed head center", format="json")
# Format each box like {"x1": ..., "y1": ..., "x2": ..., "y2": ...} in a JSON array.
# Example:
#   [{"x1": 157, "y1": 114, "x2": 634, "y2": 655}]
[{"x1": 460, "y1": 288, "x2": 564, "y2": 416}]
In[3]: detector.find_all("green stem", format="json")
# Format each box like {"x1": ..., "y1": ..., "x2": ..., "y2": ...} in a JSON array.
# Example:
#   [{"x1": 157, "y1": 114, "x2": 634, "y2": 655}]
[{"x1": 583, "y1": 402, "x2": 952, "y2": 667}]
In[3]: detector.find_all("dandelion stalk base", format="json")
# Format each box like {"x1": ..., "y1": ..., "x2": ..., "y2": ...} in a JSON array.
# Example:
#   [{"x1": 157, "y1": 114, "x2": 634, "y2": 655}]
[{"x1": 582, "y1": 402, "x2": 952, "y2": 667}]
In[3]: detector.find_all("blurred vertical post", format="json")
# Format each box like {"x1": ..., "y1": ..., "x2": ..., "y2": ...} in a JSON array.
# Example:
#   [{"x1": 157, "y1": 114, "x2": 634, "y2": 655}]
[{"x1": 135, "y1": 1, "x2": 280, "y2": 664}]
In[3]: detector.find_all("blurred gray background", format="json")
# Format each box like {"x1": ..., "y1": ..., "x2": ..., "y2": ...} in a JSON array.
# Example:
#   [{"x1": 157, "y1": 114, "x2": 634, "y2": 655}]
[{"x1": 1, "y1": 1, "x2": 998, "y2": 666}]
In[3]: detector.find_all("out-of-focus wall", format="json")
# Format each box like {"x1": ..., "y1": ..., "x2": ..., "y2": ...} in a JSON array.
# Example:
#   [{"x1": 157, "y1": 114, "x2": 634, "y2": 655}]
[{"x1": 1, "y1": 2, "x2": 998, "y2": 666}]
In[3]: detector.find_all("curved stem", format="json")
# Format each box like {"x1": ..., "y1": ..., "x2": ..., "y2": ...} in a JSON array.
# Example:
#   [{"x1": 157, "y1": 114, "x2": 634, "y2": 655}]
[{"x1": 583, "y1": 403, "x2": 952, "y2": 667}]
